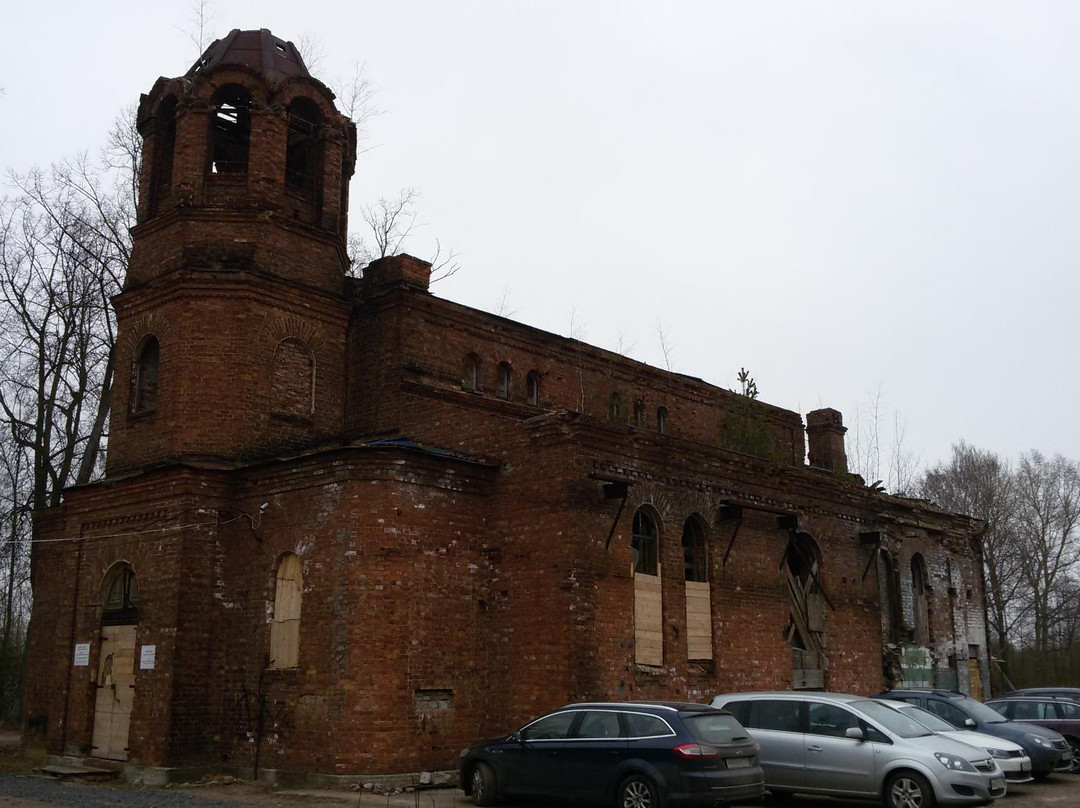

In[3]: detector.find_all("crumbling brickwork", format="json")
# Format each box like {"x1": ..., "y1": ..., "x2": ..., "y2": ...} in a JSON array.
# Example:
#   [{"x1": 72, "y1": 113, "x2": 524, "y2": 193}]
[{"x1": 24, "y1": 29, "x2": 990, "y2": 782}]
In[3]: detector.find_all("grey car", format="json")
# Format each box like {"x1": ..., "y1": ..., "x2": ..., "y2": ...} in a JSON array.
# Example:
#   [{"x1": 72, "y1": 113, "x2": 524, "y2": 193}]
[{"x1": 712, "y1": 692, "x2": 1006, "y2": 808}]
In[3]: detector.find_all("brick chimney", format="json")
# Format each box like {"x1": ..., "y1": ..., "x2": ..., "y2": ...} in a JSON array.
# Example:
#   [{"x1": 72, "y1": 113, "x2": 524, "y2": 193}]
[
  {"x1": 362, "y1": 254, "x2": 432, "y2": 294},
  {"x1": 806, "y1": 408, "x2": 848, "y2": 473}
]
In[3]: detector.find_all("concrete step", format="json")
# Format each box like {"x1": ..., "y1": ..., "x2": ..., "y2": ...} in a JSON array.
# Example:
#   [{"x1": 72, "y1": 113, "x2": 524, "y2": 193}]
[{"x1": 38, "y1": 764, "x2": 120, "y2": 781}]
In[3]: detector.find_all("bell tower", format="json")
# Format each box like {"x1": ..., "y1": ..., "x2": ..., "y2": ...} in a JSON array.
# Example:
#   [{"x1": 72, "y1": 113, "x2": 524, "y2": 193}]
[{"x1": 107, "y1": 30, "x2": 357, "y2": 472}]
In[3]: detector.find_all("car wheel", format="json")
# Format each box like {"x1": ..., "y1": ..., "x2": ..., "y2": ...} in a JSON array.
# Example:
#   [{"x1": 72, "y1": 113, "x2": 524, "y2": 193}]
[
  {"x1": 470, "y1": 762, "x2": 497, "y2": 807},
  {"x1": 1069, "y1": 739, "x2": 1080, "y2": 774},
  {"x1": 618, "y1": 773, "x2": 663, "y2": 808},
  {"x1": 885, "y1": 771, "x2": 936, "y2": 808}
]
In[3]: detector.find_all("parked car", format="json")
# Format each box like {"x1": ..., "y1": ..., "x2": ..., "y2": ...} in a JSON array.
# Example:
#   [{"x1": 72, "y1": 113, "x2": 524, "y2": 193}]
[
  {"x1": 1002, "y1": 687, "x2": 1080, "y2": 702},
  {"x1": 711, "y1": 691, "x2": 1005, "y2": 808},
  {"x1": 459, "y1": 701, "x2": 764, "y2": 807},
  {"x1": 880, "y1": 699, "x2": 1033, "y2": 783},
  {"x1": 985, "y1": 696, "x2": 1080, "y2": 773},
  {"x1": 875, "y1": 689, "x2": 1073, "y2": 779}
]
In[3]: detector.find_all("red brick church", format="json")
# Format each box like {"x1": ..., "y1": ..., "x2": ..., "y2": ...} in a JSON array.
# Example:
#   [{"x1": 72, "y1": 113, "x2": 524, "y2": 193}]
[{"x1": 24, "y1": 30, "x2": 990, "y2": 783}]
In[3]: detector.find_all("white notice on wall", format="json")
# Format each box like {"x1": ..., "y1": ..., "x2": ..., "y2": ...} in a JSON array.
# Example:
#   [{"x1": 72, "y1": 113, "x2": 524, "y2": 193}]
[
  {"x1": 73, "y1": 643, "x2": 90, "y2": 667},
  {"x1": 140, "y1": 645, "x2": 156, "y2": 670}
]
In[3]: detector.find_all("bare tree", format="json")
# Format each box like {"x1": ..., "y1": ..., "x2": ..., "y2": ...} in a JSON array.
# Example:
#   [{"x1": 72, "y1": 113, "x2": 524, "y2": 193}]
[
  {"x1": 920, "y1": 442, "x2": 1024, "y2": 664},
  {"x1": 180, "y1": 0, "x2": 218, "y2": 58},
  {"x1": 1013, "y1": 451, "x2": 1080, "y2": 652},
  {"x1": 348, "y1": 188, "x2": 460, "y2": 284},
  {"x1": 848, "y1": 385, "x2": 920, "y2": 494},
  {"x1": 655, "y1": 320, "x2": 675, "y2": 372}
]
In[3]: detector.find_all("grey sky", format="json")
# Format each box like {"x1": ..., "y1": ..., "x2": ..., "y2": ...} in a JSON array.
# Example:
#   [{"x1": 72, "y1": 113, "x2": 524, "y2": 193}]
[{"x1": 4, "y1": 2, "x2": 1079, "y2": 480}]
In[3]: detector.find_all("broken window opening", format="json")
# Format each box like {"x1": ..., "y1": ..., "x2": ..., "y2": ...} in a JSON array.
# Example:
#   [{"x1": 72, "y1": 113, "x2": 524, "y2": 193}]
[
  {"x1": 682, "y1": 517, "x2": 707, "y2": 582},
  {"x1": 150, "y1": 96, "x2": 177, "y2": 216},
  {"x1": 879, "y1": 549, "x2": 900, "y2": 644},
  {"x1": 210, "y1": 85, "x2": 252, "y2": 175},
  {"x1": 270, "y1": 553, "x2": 302, "y2": 669},
  {"x1": 657, "y1": 406, "x2": 668, "y2": 434},
  {"x1": 784, "y1": 532, "x2": 826, "y2": 689},
  {"x1": 132, "y1": 336, "x2": 160, "y2": 415},
  {"x1": 633, "y1": 399, "x2": 646, "y2": 427},
  {"x1": 285, "y1": 97, "x2": 322, "y2": 192},
  {"x1": 526, "y1": 370, "x2": 540, "y2": 407},
  {"x1": 632, "y1": 509, "x2": 659, "y2": 576},
  {"x1": 911, "y1": 553, "x2": 930, "y2": 645},
  {"x1": 496, "y1": 361, "x2": 512, "y2": 400},
  {"x1": 102, "y1": 564, "x2": 139, "y2": 626},
  {"x1": 463, "y1": 353, "x2": 480, "y2": 392}
]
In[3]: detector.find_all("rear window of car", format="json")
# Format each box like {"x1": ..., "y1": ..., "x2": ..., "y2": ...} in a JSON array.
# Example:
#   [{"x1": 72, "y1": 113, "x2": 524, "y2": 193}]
[
  {"x1": 683, "y1": 713, "x2": 748, "y2": 745},
  {"x1": 749, "y1": 699, "x2": 802, "y2": 732},
  {"x1": 624, "y1": 712, "x2": 674, "y2": 738}
]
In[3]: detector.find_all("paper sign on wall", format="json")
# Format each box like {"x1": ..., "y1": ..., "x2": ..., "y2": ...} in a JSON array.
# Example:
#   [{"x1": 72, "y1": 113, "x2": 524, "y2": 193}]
[
  {"x1": 73, "y1": 643, "x2": 90, "y2": 667},
  {"x1": 140, "y1": 645, "x2": 156, "y2": 670}
]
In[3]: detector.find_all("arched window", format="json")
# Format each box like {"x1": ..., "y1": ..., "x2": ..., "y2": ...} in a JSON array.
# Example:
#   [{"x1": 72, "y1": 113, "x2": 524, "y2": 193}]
[
  {"x1": 633, "y1": 399, "x2": 646, "y2": 428},
  {"x1": 496, "y1": 361, "x2": 512, "y2": 400},
  {"x1": 285, "y1": 97, "x2": 322, "y2": 192},
  {"x1": 132, "y1": 336, "x2": 160, "y2": 414},
  {"x1": 682, "y1": 518, "x2": 707, "y2": 582},
  {"x1": 657, "y1": 406, "x2": 668, "y2": 434},
  {"x1": 270, "y1": 553, "x2": 302, "y2": 669},
  {"x1": 102, "y1": 564, "x2": 139, "y2": 626},
  {"x1": 150, "y1": 96, "x2": 177, "y2": 216},
  {"x1": 682, "y1": 516, "x2": 712, "y2": 661},
  {"x1": 785, "y1": 532, "x2": 826, "y2": 689},
  {"x1": 271, "y1": 338, "x2": 314, "y2": 416},
  {"x1": 526, "y1": 371, "x2": 540, "y2": 407},
  {"x1": 879, "y1": 550, "x2": 900, "y2": 644},
  {"x1": 210, "y1": 85, "x2": 252, "y2": 174},
  {"x1": 632, "y1": 509, "x2": 658, "y2": 576},
  {"x1": 463, "y1": 353, "x2": 480, "y2": 392},
  {"x1": 911, "y1": 554, "x2": 930, "y2": 645}
]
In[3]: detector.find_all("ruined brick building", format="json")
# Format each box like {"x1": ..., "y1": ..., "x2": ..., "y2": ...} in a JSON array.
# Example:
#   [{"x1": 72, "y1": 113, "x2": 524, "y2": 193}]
[{"x1": 25, "y1": 30, "x2": 991, "y2": 782}]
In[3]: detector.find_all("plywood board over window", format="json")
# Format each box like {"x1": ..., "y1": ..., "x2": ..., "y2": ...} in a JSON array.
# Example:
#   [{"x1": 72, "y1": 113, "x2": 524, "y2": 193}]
[
  {"x1": 270, "y1": 554, "x2": 302, "y2": 668},
  {"x1": 634, "y1": 573, "x2": 663, "y2": 666},
  {"x1": 685, "y1": 581, "x2": 712, "y2": 660},
  {"x1": 91, "y1": 625, "x2": 136, "y2": 760}
]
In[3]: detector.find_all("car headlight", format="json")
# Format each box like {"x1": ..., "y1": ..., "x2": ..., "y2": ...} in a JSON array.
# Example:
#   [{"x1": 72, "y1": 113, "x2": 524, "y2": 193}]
[
  {"x1": 985, "y1": 748, "x2": 1011, "y2": 758},
  {"x1": 1026, "y1": 734, "x2": 1053, "y2": 748},
  {"x1": 935, "y1": 752, "x2": 977, "y2": 772}
]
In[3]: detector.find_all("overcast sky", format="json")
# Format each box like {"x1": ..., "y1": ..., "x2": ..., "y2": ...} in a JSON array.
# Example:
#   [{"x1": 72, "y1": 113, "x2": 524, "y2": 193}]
[{"x1": 4, "y1": 2, "x2": 1079, "y2": 481}]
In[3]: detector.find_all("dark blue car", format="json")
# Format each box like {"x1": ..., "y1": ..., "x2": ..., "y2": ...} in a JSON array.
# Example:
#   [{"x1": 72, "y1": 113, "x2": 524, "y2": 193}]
[
  {"x1": 876, "y1": 689, "x2": 1072, "y2": 779},
  {"x1": 459, "y1": 701, "x2": 764, "y2": 807}
]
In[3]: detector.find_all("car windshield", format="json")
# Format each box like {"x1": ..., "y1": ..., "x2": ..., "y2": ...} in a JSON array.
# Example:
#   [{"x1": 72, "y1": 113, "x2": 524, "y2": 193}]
[
  {"x1": 852, "y1": 700, "x2": 934, "y2": 738},
  {"x1": 683, "y1": 712, "x2": 748, "y2": 745},
  {"x1": 894, "y1": 703, "x2": 956, "y2": 733},
  {"x1": 958, "y1": 697, "x2": 1009, "y2": 724}
]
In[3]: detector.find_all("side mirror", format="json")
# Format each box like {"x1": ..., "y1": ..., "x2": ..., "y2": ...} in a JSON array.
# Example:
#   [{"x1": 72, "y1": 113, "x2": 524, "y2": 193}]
[
  {"x1": 964, "y1": 718, "x2": 976, "y2": 728},
  {"x1": 845, "y1": 727, "x2": 865, "y2": 741}
]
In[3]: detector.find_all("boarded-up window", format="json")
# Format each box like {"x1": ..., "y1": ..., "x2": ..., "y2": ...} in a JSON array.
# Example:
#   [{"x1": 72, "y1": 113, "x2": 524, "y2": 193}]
[
  {"x1": 632, "y1": 509, "x2": 662, "y2": 665},
  {"x1": 270, "y1": 553, "x2": 302, "y2": 669},
  {"x1": 682, "y1": 517, "x2": 711, "y2": 660},
  {"x1": 785, "y1": 533, "x2": 826, "y2": 689},
  {"x1": 132, "y1": 337, "x2": 159, "y2": 414},
  {"x1": 271, "y1": 338, "x2": 314, "y2": 416}
]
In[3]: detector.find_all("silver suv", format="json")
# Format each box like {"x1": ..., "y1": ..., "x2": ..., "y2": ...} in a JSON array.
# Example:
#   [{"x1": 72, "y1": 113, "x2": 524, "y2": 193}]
[{"x1": 712, "y1": 692, "x2": 1006, "y2": 808}]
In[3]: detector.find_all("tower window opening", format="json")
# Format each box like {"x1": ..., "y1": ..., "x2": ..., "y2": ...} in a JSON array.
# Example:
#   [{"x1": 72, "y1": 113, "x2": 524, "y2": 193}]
[
  {"x1": 132, "y1": 336, "x2": 160, "y2": 415},
  {"x1": 496, "y1": 361, "x2": 512, "y2": 400},
  {"x1": 286, "y1": 98, "x2": 322, "y2": 191},
  {"x1": 210, "y1": 85, "x2": 252, "y2": 175},
  {"x1": 526, "y1": 371, "x2": 540, "y2": 407}
]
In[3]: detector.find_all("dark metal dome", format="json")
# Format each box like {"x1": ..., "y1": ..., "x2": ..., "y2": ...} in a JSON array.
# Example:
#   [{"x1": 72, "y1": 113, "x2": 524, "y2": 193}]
[{"x1": 186, "y1": 29, "x2": 309, "y2": 82}]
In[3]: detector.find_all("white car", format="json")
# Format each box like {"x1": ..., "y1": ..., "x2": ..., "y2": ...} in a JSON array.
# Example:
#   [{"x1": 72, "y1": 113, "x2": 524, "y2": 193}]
[{"x1": 883, "y1": 700, "x2": 1033, "y2": 784}]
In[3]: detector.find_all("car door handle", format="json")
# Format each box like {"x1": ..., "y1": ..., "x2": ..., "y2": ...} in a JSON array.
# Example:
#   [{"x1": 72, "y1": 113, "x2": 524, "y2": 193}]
[{"x1": 807, "y1": 745, "x2": 823, "y2": 752}]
